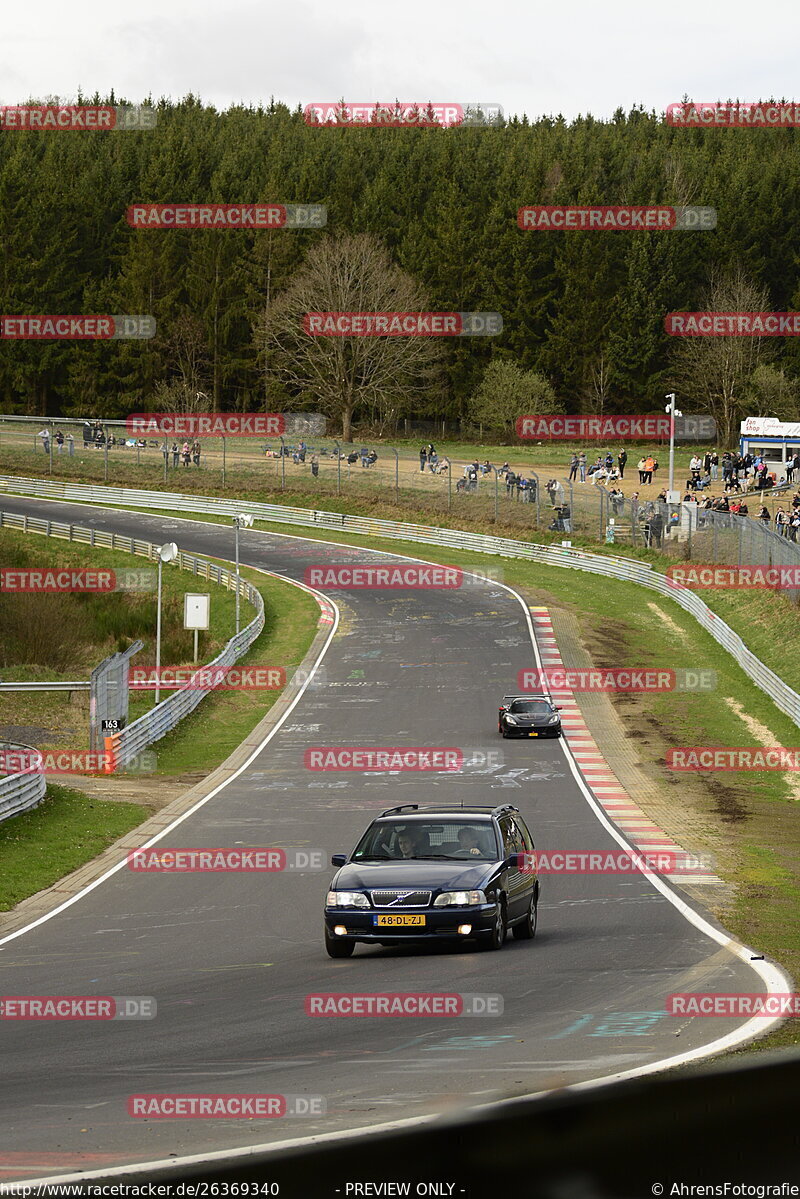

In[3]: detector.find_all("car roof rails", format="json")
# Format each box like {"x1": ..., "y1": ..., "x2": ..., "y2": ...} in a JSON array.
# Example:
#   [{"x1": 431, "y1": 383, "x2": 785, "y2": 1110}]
[
  {"x1": 380, "y1": 804, "x2": 420, "y2": 817},
  {"x1": 491, "y1": 804, "x2": 519, "y2": 818}
]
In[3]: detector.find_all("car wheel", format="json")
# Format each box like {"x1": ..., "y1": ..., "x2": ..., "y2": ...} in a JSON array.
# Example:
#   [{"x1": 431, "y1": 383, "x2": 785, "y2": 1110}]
[
  {"x1": 325, "y1": 929, "x2": 355, "y2": 958},
  {"x1": 479, "y1": 899, "x2": 507, "y2": 951},
  {"x1": 513, "y1": 890, "x2": 538, "y2": 940}
]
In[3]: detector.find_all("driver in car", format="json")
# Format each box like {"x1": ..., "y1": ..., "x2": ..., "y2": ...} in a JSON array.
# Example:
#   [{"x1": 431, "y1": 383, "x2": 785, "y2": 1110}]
[{"x1": 453, "y1": 828, "x2": 482, "y2": 857}]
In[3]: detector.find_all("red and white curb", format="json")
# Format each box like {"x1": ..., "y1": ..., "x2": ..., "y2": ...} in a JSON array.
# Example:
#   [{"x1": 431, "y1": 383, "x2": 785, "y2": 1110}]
[{"x1": 530, "y1": 607, "x2": 719, "y2": 886}]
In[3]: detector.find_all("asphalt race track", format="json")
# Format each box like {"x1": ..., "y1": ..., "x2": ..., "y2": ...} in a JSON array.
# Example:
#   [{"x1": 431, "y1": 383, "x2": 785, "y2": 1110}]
[{"x1": 0, "y1": 497, "x2": 779, "y2": 1183}]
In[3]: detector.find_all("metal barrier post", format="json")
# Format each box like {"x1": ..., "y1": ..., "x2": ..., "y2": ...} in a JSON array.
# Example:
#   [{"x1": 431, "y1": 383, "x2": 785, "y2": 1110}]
[
  {"x1": 334, "y1": 441, "x2": 341, "y2": 496},
  {"x1": 104, "y1": 431, "x2": 109, "y2": 483},
  {"x1": 494, "y1": 470, "x2": 499, "y2": 522},
  {"x1": 222, "y1": 436, "x2": 226, "y2": 488},
  {"x1": 280, "y1": 436, "x2": 286, "y2": 490},
  {"x1": 393, "y1": 446, "x2": 399, "y2": 500}
]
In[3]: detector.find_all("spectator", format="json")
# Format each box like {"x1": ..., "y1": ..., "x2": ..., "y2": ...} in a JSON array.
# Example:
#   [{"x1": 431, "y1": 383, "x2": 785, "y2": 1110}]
[
  {"x1": 609, "y1": 487, "x2": 625, "y2": 516},
  {"x1": 480, "y1": 459, "x2": 492, "y2": 475},
  {"x1": 38, "y1": 427, "x2": 50, "y2": 454},
  {"x1": 506, "y1": 469, "x2": 517, "y2": 495},
  {"x1": 366, "y1": 450, "x2": 378, "y2": 467},
  {"x1": 710, "y1": 450, "x2": 719, "y2": 480},
  {"x1": 568, "y1": 453, "x2": 579, "y2": 481},
  {"x1": 428, "y1": 450, "x2": 438, "y2": 472},
  {"x1": 172, "y1": 442, "x2": 179, "y2": 467},
  {"x1": 436, "y1": 456, "x2": 450, "y2": 475},
  {"x1": 578, "y1": 452, "x2": 587, "y2": 482},
  {"x1": 182, "y1": 441, "x2": 191, "y2": 467},
  {"x1": 498, "y1": 462, "x2": 510, "y2": 478},
  {"x1": 311, "y1": 453, "x2": 320, "y2": 478},
  {"x1": 455, "y1": 476, "x2": 467, "y2": 494},
  {"x1": 725, "y1": 471, "x2": 741, "y2": 493},
  {"x1": 738, "y1": 501, "x2": 749, "y2": 516},
  {"x1": 637, "y1": 456, "x2": 647, "y2": 484},
  {"x1": 55, "y1": 429, "x2": 65, "y2": 454},
  {"x1": 192, "y1": 440, "x2": 201, "y2": 466},
  {"x1": 426, "y1": 443, "x2": 435, "y2": 465},
  {"x1": 644, "y1": 455, "x2": 655, "y2": 484},
  {"x1": 786, "y1": 457, "x2": 795, "y2": 484},
  {"x1": 419, "y1": 446, "x2": 427, "y2": 472},
  {"x1": 790, "y1": 512, "x2": 800, "y2": 541},
  {"x1": 360, "y1": 445, "x2": 369, "y2": 468},
  {"x1": 604, "y1": 451, "x2": 614, "y2": 471},
  {"x1": 618, "y1": 448, "x2": 627, "y2": 479},
  {"x1": 759, "y1": 505, "x2": 770, "y2": 524},
  {"x1": 776, "y1": 508, "x2": 788, "y2": 535},
  {"x1": 66, "y1": 433, "x2": 74, "y2": 457},
  {"x1": 82, "y1": 420, "x2": 92, "y2": 447}
]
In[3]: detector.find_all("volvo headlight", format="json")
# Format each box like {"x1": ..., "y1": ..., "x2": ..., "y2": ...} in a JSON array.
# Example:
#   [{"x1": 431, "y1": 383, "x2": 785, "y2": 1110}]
[
  {"x1": 326, "y1": 891, "x2": 369, "y2": 908},
  {"x1": 434, "y1": 890, "x2": 486, "y2": 907}
]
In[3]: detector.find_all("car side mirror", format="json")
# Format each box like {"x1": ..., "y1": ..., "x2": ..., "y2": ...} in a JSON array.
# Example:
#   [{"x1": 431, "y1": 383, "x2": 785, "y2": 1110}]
[
  {"x1": 330, "y1": 853, "x2": 347, "y2": 867},
  {"x1": 556, "y1": 706, "x2": 563, "y2": 711}
]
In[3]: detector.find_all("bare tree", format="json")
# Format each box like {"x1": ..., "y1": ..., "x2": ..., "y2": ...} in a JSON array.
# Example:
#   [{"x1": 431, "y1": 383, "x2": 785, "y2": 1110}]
[
  {"x1": 254, "y1": 233, "x2": 445, "y2": 441},
  {"x1": 153, "y1": 314, "x2": 212, "y2": 412},
  {"x1": 668, "y1": 267, "x2": 775, "y2": 447},
  {"x1": 583, "y1": 350, "x2": 612, "y2": 415}
]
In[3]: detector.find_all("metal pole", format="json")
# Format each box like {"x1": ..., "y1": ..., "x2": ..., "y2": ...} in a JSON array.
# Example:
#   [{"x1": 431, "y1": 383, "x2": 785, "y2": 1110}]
[
  {"x1": 235, "y1": 521, "x2": 241, "y2": 635},
  {"x1": 194, "y1": 628, "x2": 199, "y2": 663},
  {"x1": 163, "y1": 438, "x2": 168, "y2": 484},
  {"x1": 494, "y1": 470, "x2": 499, "y2": 521},
  {"x1": 393, "y1": 447, "x2": 399, "y2": 500},
  {"x1": 104, "y1": 431, "x2": 109, "y2": 483},
  {"x1": 668, "y1": 395, "x2": 676, "y2": 494},
  {"x1": 448, "y1": 465, "x2": 452, "y2": 511},
  {"x1": 335, "y1": 440, "x2": 341, "y2": 495},
  {"x1": 49, "y1": 420, "x2": 53, "y2": 475},
  {"x1": 155, "y1": 559, "x2": 163, "y2": 706},
  {"x1": 280, "y1": 436, "x2": 285, "y2": 490},
  {"x1": 222, "y1": 436, "x2": 226, "y2": 488}
]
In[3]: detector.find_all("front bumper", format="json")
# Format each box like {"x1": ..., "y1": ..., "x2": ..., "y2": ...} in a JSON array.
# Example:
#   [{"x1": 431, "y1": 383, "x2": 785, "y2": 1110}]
[
  {"x1": 503, "y1": 724, "x2": 562, "y2": 738},
  {"x1": 324, "y1": 903, "x2": 498, "y2": 944}
]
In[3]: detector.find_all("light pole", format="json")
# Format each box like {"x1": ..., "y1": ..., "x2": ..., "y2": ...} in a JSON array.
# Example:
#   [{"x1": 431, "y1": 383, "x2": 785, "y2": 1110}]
[
  {"x1": 155, "y1": 542, "x2": 179, "y2": 705},
  {"x1": 233, "y1": 514, "x2": 254, "y2": 634},
  {"x1": 665, "y1": 393, "x2": 683, "y2": 497}
]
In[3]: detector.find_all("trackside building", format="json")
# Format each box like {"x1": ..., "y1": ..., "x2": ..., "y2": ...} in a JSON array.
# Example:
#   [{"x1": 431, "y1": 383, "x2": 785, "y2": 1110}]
[{"x1": 739, "y1": 416, "x2": 800, "y2": 476}]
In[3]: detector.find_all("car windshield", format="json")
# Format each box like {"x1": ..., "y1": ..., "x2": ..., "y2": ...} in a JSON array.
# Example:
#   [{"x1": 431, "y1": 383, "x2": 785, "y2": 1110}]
[
  {"x1": 353, "y1": 821, "x2": 498, "y2": 861},
  {"x1": 509, "y1": 700, "x2": 552, "y2": 715}
]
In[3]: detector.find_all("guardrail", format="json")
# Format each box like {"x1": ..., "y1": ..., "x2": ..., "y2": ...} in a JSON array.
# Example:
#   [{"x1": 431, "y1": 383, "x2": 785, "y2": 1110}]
[
  {"x1": 0, "y1": 741, "x2": 47, "y2": 825},
  {"x1": 0, "y1": 474, "x2": 798, "y2": 731},
  {"x1": 0, "y1": 682, "x2": 91, "y2": 693},
  {"x1": 0, "y1": 506, "x2": 265, "y2": 771}
]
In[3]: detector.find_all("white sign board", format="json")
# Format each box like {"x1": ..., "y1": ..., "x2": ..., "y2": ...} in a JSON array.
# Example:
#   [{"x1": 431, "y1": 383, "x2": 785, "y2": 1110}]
[{"x1": 184, "y1": 593, "x2": 210, "y2": 630}]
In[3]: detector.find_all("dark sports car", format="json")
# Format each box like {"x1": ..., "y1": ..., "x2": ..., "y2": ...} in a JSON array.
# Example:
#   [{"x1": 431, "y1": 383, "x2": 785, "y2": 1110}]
[{"x1": 498, "y1": 694, "x2": 562, "y2": 738}]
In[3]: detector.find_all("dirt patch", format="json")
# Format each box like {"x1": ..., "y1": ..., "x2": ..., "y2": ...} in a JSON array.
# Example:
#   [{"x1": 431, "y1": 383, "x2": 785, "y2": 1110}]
[
  {"x1": 646, "y1": 601, "x2": 685, "y2": 638},
  {"x1": 54, "y1": 773, "x2": 201, "y2": 812},
  {"x1": 724, "y1": 697, "x2": 800, "y2": 804}
]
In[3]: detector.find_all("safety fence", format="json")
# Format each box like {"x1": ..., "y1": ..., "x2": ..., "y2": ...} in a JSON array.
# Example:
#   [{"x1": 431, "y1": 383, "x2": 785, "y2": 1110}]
[
  {"x1": 0, "y1": 507, "x2": 264, "y2": 785},
  {"x1": 0, "y1": 475, "x2": 798, "y2": 732},
  {"x1": 0, "y1": 741, "x2": 47, "y2": 825}
]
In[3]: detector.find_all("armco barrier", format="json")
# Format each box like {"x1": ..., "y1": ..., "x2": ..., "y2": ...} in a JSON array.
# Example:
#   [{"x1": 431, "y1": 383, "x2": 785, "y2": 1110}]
[
  {"x1": 0, "y1": 507, "x2": 264, "y2": 771},
  {"x1": 0, "y1": 741, "x2": 47, "y2": 825},
  {"x1": 1, "y1": 474, "x2": 799, "y2": 730}
]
